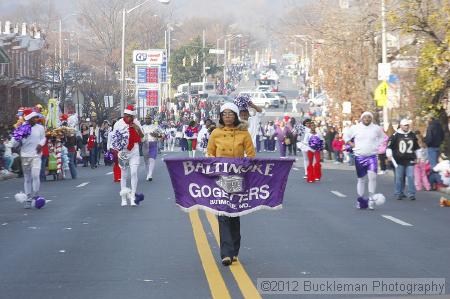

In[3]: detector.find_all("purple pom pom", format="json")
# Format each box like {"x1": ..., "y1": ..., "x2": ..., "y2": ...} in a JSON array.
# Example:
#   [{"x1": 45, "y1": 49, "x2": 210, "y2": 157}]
[
  {"x1": 357, "y1": 197, "x2": 368, "y2": 209},
  {"x1": 234, "y1": 94, "x2": 251, "y2": 110},
  {"x1": 308, "y1": 135, "x2": 324, "y2": 151},
  {"x1": 344, "y1": 143, "x2": 353, "y2": 153},
  {"x1": 13, "y1": 123, "x2": 32, "y2": 142},
  {"x1": 111, "y1": 129, "x2": 129, "y2": 151},
  {"x1": 185, "y1": 127, "x2": 194, "y2": 137},
  {"x1": 104, "y1": 151, "x2": 114, "y2": 163},
  {"x1": 345, "y1": 138, "x2": 354, "y2": 153},
  {"x1": 34, "y1": 196, "x2": 46, "y2": 209},
  {"x1": 134, "y1": 193, "x2": 144, "y2": 205}
]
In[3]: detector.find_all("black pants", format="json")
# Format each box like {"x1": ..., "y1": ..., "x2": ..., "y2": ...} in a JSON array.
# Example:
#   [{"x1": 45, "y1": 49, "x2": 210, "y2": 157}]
[
  {"x1": 218, "y1": 216, "x2": 241, "y2": 259},
  {"x1": 288, "y1": 136, "x2": 298, "y2": 156},
  {"x1": 378, "y1": 154, "x2": 387, "y2": 171}
]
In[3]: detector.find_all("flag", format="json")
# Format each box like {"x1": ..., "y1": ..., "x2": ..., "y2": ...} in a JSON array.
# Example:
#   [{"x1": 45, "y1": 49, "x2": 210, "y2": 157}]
[{"x1": 164, "y1": 157, "x2": 294, "y2": 217}]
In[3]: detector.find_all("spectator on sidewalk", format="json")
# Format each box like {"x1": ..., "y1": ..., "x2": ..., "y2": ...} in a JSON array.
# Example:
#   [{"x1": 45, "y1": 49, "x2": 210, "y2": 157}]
[
  {"x1": 377, "y1": 127, "x2": 390, "y2": 174},
  {"x1": 386, "y1": 119, "x2": 420, "y2": 201},
  {"x1": 424, "y1": 115, "x2": 444, "y2": 168},
  {"x1": 414, "y1": 136, "x2": 431, "y2": 191},
  {"x1": 324, "y1": 126, "x2": 337, "y2": 161},
  {"x1": 332, "y1": 134, "x2": 345, "y2": 163}
]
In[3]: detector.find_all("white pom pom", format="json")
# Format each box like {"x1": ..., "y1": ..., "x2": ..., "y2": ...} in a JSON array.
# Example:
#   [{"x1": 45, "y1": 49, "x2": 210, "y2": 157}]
[
  {"x1": 120, "y1": 188, "x2": 131, "y2": 197},
  {"x1": 15, "y1": 192, "x2": 28, "y2": 203},
  {"x1": 373, "y1": 193, "x2": 386, "y2": 206}
]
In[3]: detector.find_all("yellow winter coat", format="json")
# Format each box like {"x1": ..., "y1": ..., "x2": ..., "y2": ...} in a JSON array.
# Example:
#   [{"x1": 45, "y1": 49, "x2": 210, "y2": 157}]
[{"x1": 207, "y1": 122, "x2": 255, "y2": 158}]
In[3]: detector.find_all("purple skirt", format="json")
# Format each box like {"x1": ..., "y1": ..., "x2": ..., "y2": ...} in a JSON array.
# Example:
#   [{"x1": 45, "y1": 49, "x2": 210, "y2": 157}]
[
  {"x1": 355, "y1": 155, "x2": 378, "y2": 178},
  {"x1": 148, "y1": 141, "x2": 158, "y2": 159}
]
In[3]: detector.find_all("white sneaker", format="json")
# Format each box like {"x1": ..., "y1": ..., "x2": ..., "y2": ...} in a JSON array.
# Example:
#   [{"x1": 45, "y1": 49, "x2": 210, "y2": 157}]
[
  {"x1": 121, "y1": 198, "x2": 127, "y2": 207},
  {"x1": 368, "y1": 200, "x2": 375, "y2": 210},
  {"x1": 128, "y1": 193, "x2": 137, "y2": 206},
  {"x1": 378, "y1": 171, "x2": 385, "y2": 175}
]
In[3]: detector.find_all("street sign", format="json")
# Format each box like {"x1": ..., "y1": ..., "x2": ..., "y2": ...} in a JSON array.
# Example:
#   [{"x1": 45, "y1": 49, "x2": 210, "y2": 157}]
[
  {"x1": 209, "y1": 49, "x2": 225, "y2": 55},
  {"x1": 138, "y1": 88, "x2": 159, "y2": 107},
  {"x1": 342, "y1": 101, "x2": 351, "y2": 114},
  {"x1": 133, "y1": 49, "x2": 165, "y2": 65},
  {"x1": 137, "y1": 66, "x2": 159, "y2": 84},
  {"x1": 375, "y1": 81, "x2": 388, "y2": 107},
  {"x1": 378, "y1": 63, "x2": 391, "y2": 81},
  {"x1": 104, "y1": 96, "x2": 113, "y2": 108}
]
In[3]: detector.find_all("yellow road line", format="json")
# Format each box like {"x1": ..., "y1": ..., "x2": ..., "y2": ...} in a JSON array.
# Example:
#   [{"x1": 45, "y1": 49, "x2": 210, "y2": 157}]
[
  {"x1": 189, "y1": 210, "x2": 231, "y2": 299},
  {"x1": 205, "y1": 212, "x2": 262, "y2": 299}
]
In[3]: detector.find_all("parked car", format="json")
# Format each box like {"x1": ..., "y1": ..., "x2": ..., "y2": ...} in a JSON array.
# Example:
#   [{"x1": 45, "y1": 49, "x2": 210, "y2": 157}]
[
  {"x1": 238, "y1": 91, "x2": 280, "y2": 108},
  {"x1": 272, "y1": 92, "x2": 287, "y2": 104},
  {"x1": 307, "y1": 93, "x2": 328, "y2": 107},
  {"x1": 206, "y1": 95, "x2": 234, "y2": 104}
]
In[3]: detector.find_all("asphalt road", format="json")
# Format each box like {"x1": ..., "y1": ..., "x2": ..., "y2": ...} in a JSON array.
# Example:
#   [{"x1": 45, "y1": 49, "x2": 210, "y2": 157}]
[{"x1": 0, "y1": 150, "x2": 448, "y2": 299}]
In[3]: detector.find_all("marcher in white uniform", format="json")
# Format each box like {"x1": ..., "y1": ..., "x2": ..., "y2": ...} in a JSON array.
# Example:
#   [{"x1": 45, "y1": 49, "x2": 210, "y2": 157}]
[
  {"x1": 112, "y1": 105, "x2": 144, "y2": 206},
  {"x1": 237, "y1": 101, "x2": 263, "y2": 149},
  {"x1": 13, "y1": 109, "x2": 46, "y2": 208},
  {"x1": 297, "y1": 119, "x2": 312, "y2": 179},
  {"x1": 344, "y1": 112, "x2": 385, "y2": 209},
  {"x1": 142, "y1": 116, "x2": 161, "y2": 181},
  {"x1": 166, "y1": 124, "x2": 177, "y2": 152}
]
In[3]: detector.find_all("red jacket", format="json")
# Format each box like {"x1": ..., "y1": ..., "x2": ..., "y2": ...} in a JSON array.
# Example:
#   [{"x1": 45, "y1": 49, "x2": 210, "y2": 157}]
[{"x1": 332, "y1": 139, "x2": 345, "y2": 151}]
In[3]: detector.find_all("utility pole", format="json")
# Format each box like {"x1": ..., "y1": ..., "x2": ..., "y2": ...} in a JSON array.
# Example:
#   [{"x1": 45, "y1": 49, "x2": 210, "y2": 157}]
[
  {"x1": 223, "y1": 39, "x2": 227, "y2": 87},
  {"x1": 381, "y1": 0, "x2": 389, "y2": 129},
  {"x1": 120, "y1": 8, "x2": 126, "y2": 116},
  {"x1": 59, "y1": 19, "x2": 63, "y2": 102},
  {"x1": 202, "y1": 29, "x2": 206, "y2": 82}
]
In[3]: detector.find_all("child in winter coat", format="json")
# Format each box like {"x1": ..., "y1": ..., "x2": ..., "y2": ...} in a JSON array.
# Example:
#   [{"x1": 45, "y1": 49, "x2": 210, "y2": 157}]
[
  {"x1": 414, "y1": 137, "x2": 431, "y2": 191},
  {"x1": 332, "y1": 134, "x2": 345, "y2": 163}
]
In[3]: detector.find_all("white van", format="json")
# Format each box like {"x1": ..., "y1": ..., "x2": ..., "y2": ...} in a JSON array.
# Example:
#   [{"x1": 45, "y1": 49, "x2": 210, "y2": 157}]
[
  {"x1": 176, "y1": 82, "x2": 216, "y2": 97},
  {"x1": 238, "y1": 91, "x2": 280, "y2": 108}
]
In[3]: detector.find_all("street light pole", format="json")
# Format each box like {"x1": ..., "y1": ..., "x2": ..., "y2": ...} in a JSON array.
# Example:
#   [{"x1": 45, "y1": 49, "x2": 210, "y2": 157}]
[
  {"x1": 223, "y1": 39, "x2": 227, "y2": 86},
  {"x1": 120, "y1": 0, "x2": 170, "y2": 116},
  {"x1": 381, "y1": 0, "x2": 389, "y2": 129},
  {"x1": 120, "y1": 7, "x2": 126, "y2": 116}
]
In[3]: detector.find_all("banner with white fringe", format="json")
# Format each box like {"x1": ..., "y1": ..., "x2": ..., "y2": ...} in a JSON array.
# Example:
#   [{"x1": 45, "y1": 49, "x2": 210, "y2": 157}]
[{"x1": 164, "y1": 157, "x2": 294, "y2": 217}]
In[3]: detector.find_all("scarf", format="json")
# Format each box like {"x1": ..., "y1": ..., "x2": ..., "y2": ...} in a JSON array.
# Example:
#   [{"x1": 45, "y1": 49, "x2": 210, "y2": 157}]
[{"x1": 127, "y1": 126, "x2": 141, "y2": 150}]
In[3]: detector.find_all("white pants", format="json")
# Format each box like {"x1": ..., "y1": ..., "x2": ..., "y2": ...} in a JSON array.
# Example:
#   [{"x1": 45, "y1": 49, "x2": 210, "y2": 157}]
[
  {"x1": 22, "y1": 156, "x2": 41, "y2": 197},
  {"x1": 120, "y1": 146, "x2": 140, "y2": 195}
]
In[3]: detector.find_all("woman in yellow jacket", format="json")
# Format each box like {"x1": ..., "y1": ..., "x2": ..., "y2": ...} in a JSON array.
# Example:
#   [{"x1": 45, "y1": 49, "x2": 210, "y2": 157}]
[{"x1": 207, "y1": 102, "x2": 255, "y2": 266}]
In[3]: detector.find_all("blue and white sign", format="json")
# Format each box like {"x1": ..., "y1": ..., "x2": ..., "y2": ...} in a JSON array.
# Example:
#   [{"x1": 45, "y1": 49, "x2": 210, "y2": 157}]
[{"x1": 133, "y1": 49, "x2": 165, "y2": 65}]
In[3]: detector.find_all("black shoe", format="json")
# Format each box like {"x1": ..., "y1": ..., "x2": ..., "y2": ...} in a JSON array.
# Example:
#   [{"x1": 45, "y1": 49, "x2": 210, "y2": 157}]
[
  {"x1": 409, "y1": 196, "x2": 416, "y2": 201},
  {"x1": 221, "y1": 257, "x2": 232, "y2": 266}
]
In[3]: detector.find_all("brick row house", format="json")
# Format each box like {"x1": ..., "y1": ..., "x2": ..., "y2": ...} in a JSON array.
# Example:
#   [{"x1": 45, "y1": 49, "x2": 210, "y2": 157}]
[{"x1": 0, "y1": 21, "x2": 50, "y2": 135}]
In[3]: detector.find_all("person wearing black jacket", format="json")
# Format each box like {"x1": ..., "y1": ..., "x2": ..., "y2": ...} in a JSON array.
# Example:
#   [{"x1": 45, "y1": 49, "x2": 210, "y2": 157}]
[
  {"x1": 324, "y1": 126, "x2": 337, "y2": 160},
  {"x1": 64, "y1": 130, "x2": 77, "y2": 179},
  {"x1": 424, "y1": 115, "x2": 444, "y2": 168},
  {"x1": 386, "y1": 119, "x2": 420, "y2": 200}
]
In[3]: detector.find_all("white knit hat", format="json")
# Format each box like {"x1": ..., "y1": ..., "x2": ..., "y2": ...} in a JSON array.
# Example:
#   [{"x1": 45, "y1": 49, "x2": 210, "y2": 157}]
[
  {"x1": 360, "y1": 111, "x2": 373, "y2": 120},
  {"x1": 400, "y1": 119, "x2": 412, "y2": 126},
  {"x1": 220, "y1": 103, "x2": 239, "y2": 115},
  {"x1": 124, "y1": 104, "x2": 136, "y2": 116}
]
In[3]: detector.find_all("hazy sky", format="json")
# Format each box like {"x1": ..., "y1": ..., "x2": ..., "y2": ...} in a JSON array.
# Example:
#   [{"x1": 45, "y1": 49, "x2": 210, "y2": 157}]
[{"x1": 0, "y1": 0, "x2": 310, "y2": 22}]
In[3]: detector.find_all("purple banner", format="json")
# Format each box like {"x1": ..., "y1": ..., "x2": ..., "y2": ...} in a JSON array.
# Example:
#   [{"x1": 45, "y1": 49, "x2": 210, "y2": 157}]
[{"x1": 164, "y1": 157, "x2": 294, "y2": 217}]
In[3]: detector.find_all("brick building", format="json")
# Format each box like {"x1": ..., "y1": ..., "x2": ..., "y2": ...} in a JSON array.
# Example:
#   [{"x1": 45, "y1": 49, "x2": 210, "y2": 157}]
[{"x1": 0, "y1": 21, "x2": 49, "y2": 134}]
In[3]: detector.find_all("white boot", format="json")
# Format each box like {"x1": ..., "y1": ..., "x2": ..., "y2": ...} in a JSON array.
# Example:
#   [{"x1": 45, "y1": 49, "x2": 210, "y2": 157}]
[
  {"x1": 120, "y1": 188, "x2": 131, "y2": 207},
  {"x1": 128, "y1": 191, "x2": 137, "y2": 206}
]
